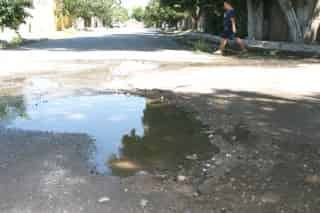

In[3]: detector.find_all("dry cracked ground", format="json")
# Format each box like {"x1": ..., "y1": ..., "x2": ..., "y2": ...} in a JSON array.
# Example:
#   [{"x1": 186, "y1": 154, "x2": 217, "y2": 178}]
[{"x1": 0, "y1": 28, "x2": 320, "y2": 213}]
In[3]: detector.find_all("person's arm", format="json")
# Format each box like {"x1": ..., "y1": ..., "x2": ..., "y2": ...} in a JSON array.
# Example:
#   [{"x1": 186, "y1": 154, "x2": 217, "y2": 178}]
[{"x1": 231, "y1": 17, "x2": 237, "y2": 33}]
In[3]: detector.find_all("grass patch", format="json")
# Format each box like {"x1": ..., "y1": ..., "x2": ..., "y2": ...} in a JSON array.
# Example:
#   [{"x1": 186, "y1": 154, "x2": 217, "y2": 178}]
[
  {"x1": 0, "y1": 36, "x2": 23, "y2": 49},
  {"x1": 9, "y1": 36, "x2": 23, "y2": 48},
  {"x1": 192, "y1": 39, "x2": 212, "y2": 53}
]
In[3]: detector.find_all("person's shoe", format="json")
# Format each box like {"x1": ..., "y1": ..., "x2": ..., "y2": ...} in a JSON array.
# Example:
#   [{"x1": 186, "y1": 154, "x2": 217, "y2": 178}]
[
  {"x1": 213, "y1": 50, "x2": 223, "y2": 55},
  {"x1": 239, "y1": 49, "x2": 249, "y2": 57}
]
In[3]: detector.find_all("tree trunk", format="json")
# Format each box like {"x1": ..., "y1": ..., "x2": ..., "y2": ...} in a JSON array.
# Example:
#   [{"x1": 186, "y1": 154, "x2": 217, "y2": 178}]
[
  {"x1": 247, "y1": 0, "x2": 255, "y2": 39},
  {"x1": 15, "y1": 30, "x2": 22, "y2": 39},
  {"x1": 191, "y1": 6, "x2": 201, "y2": 31},
  {"x1": 247, "y1": 0, "x2": 264, "y2": 40},
  {"x1": 198, "y1": 11, "x2": 206, "y2": 32},
  {"x1": 277, "y1": 0, "x2": 304, "y2": 42},
  {"x1": 295, "y1": 0, "x2": 315, "y2": 33},
  {"x1": 304, "y1": 0, "x2": 320, "y2": 43}
]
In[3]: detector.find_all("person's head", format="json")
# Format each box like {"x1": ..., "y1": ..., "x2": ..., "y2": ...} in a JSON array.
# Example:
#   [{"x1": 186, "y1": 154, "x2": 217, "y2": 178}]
[{"x1": 224, "y1": 1, "x2": 233, "y2": 10}]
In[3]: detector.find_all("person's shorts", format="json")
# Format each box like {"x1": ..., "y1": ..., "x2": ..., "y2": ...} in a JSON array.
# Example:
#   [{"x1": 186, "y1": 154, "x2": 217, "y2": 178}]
[{"x1": 221, "y1": 31, "x2": 236, "y2": 40}]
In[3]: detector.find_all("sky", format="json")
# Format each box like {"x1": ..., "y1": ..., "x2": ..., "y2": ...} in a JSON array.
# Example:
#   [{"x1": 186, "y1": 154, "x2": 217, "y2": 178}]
[{"x1": 121, "y1": 0, "x2": 150, "y2": 9}]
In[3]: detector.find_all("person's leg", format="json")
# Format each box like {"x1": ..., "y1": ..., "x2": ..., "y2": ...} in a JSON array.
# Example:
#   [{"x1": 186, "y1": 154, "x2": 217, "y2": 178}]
[
  {"x1": 219, "y1": 38, "x2": 228, "y2": 52},
  {"x1": 235, "y1": 37, "x2": 247, "y2": 51},
  {"x1": 214, "y1": 38, "x2": 228, "y2": 55}
]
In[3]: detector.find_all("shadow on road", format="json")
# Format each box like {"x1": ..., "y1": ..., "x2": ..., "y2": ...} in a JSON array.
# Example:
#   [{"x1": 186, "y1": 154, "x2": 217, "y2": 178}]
[
  {"x1": 18, "y1": 31, "x2": 184, "y2": 52},
  {"x1": 180, "y1": 89, "x2": 320, "y2": 144}
]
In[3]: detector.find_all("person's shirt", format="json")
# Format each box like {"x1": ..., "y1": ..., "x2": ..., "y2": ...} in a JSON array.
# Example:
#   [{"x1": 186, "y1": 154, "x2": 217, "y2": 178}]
[{"x1": 224, "y1": 9, "x2": 235, "y2": 32}]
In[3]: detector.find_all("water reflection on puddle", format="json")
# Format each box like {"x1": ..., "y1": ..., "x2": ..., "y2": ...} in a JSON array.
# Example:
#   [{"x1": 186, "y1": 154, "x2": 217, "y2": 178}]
[{"x1": 1, "y1": 94, "x2": 217, "y2": 176}]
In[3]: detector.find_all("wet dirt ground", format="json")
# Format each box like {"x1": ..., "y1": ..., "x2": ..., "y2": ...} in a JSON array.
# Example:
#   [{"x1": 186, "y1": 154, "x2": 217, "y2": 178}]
[
  {"x1": 1, "y1": 72, "x2": 320, "y2": 213},
  {"x1": 1, "y1": 29, "x2": 320, "y2": 213}
]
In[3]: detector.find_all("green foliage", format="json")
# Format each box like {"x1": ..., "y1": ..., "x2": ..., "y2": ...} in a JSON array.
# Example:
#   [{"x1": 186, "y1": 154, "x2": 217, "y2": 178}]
[
  {"x1": 112, "y1": 6, "x2": 129, "y2": 23},
  {"x1": 0, "y1": 96, "x2": 27, "y2": 120},
  {"x1": 156, "y1": 0, "x2": 247, "y2": 36},
  {"x1": 60, "y1": 0, "x2": 126, "y2": 27},
  {"x1": 192, "y1": 39, "x2": 211, "y2": 53},
  {"x1": 144, "y1": 0, "x2": 184, "y2": 28},
  {"x1": 204, "y1": 0, "x2": 247, "y2": 37},
  {"x1": 132, "y1": 7, "x2": 145, "y2": 22},
  {"x1": 0, "y1": 0, "x2": 32, "y2": 32},
  {"x1": 10, "y1": 36, "x2": 23, "y2": 47}
]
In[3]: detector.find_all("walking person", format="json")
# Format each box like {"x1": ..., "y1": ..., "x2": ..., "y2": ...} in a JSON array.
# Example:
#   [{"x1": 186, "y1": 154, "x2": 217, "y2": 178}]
[{"x1": 215, "y1": 0, "x2": 247, "y2": 55}]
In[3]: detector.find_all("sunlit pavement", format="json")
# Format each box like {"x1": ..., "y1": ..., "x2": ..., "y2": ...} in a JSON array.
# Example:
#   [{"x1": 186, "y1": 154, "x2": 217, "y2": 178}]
[{"x1": 1, "y1": 27, "x2": 320, "y2": 98}]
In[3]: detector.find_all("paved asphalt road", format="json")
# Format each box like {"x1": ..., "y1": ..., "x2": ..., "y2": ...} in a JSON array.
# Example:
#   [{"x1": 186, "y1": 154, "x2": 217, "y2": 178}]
[
  {"x1": 1, "y1": 28, "x2": 320, "y2": 97},
  {"x1": 1, "y1": 28, "x2": 320, "y2": 213}
]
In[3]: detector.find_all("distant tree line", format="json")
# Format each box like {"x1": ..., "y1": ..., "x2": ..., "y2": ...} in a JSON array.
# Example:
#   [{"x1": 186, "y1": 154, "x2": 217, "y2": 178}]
[
  {"x1": 138, "y1": 0, "x2": 247, "y2": 37},
  {"x1": 56, "y1": 0, "x2": 129, "y2": 27},
  {"x1": 0, "y1": 0, "x2": 129, "y2": 34}
]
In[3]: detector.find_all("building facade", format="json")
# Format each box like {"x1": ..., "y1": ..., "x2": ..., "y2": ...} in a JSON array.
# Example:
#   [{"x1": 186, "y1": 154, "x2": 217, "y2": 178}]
[
  {"x1": 1, "y1": 0, "x2": 56, "y2": 36},
  {"x1": 22, "y1": 0, "x2": 56, "y2": 34}
]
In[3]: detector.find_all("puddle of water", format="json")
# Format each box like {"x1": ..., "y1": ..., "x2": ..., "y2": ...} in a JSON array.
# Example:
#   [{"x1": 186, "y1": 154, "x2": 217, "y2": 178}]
[{"x1": 0, "y1": 94, "x2": 217, "y2": 176}]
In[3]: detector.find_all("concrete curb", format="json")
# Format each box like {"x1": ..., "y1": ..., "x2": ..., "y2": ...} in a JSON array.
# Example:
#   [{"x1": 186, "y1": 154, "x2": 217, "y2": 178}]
[{"x1": 176, "y1": 31, "x2": 320, "y2": 56}]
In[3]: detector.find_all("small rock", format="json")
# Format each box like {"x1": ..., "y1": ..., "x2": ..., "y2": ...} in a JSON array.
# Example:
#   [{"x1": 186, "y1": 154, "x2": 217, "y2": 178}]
[
  {"x1": 215, "y1": 159, "x2": 223, "y2": 166},
  {"x1": 155, "y1": 174, "x2": 168, "y2": 179},
  {"x1": 212, "y1": 135, "x2": 224, "y2": 144},
  {"x1": 98, "y1": 197, "x2": 110, "y2": 203},
  {"x1": 140, "y1": 199, "x2": 148, "y2": 208},
  {"x1": 305, "y1": 175, "x2": 320, "y2": 185},
  {"x1": 193, "y1": 192, "x2": 199, "y2": 197},
  {"x1": 177, "y1": 175, "x2": 187, "y2": 182},
  {"x1": 198, "y1": 178, "x2": 217, "y2": 194},
  {"x1": 225, "y1": 168, "x2": 231, "y2": 174},
  {"x1": 221, "y1": 207, "x2": 227, "y2": 213},
  {"x1": 136, "y1": 171, "x2": 149, "y2": 176},
  {"x1": 261, "y1": 192, "x2": 280, "y2": 204},
  {"x1": 205, "y1": 163, "x2": 211, "y2": 168},
  {"x1": 186, "y1": 154, "x2": 198, "y2": 160},
  {"x1": 226, "y1": 153, "x2": 232, "y2": 158}
]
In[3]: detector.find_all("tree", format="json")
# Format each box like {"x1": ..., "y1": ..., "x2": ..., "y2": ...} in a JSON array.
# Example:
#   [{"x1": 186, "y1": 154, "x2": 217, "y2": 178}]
[
  {"x1": 132, "y1": 7, "x2": 145, "y2": 22},
  {"x1": 160, "y1": 0, "x2": 247, "y2": 35},
  {"x1": 0, "y1": 0, "x2": 32, "y2": 36},
  {"x1": 112, "y1": 6, "x2": 129, "y2": 23},
  {"x1": 247, "y1": 0, "x2": 264, "y2": 40},
  {"x1": 247, "y1": 0, "x2": 320, "y2": 43},
  {"x1": 277, "y1": 0, "x2": 304, "y2": 42},
  {"x1": 59, "y1": 0, "x2": 122, "y2": 27},
  {"x1": 161, "y1": 0, "x2": 205, "y2": 30},
  {"x1": 144, "y1": 0, "x2": 184, "y2": 28},
  {"x1": 304, "y1": 0, "x2": 320, "y2": 43}
]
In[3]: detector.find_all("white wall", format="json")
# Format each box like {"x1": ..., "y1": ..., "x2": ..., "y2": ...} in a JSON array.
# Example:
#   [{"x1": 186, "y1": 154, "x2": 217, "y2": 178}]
[{"x1": 20, "y1": 0, "x2": 56, "y2": 34}]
